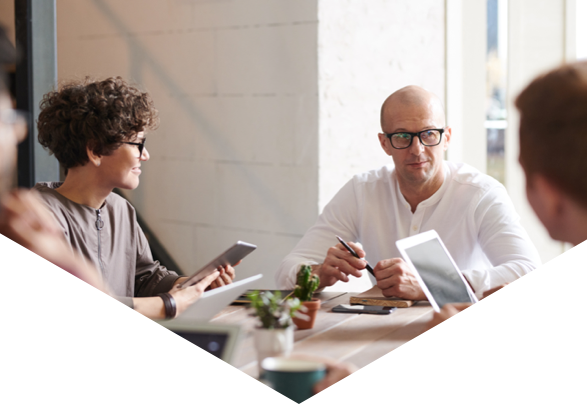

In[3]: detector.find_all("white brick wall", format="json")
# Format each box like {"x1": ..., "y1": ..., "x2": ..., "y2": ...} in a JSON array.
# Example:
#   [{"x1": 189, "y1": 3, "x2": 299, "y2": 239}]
[
  {"x1": 53, "y1": 0, "x2": 445, "y2": 288},
  {"x1": 317, "y1": 0, "x2": 445, "y2": 210},
  {"x1": 56, "y1": 0, "x2": 319, "y2": 288}
]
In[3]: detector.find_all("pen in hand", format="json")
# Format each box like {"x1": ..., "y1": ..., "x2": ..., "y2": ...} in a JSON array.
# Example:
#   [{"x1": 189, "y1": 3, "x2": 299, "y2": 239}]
[{"x1": 335, "y1": 236, "x2": 375, "y2": 277}]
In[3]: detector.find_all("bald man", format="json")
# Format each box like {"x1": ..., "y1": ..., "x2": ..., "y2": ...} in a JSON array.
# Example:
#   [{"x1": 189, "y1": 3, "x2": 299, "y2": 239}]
[{"x1": 276, "y1": 86, "x2": 540, "y2": 299}]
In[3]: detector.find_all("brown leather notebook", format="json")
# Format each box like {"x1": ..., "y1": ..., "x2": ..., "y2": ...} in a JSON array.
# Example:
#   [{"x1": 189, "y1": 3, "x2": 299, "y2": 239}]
[{"x1": 350, "y1": 285, "x2": 415, "y2": 308}]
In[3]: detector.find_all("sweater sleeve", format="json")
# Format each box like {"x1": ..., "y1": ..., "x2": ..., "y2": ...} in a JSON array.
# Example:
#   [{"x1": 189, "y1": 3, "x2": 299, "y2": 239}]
[{"x1": 133, "y1": 217, "x2": 180, "y2": 297}]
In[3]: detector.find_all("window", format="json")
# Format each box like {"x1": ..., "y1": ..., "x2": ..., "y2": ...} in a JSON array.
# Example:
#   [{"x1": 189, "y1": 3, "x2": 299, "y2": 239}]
[{"x1": 486, "y1": 0, "x2": 508, "y2": 184}]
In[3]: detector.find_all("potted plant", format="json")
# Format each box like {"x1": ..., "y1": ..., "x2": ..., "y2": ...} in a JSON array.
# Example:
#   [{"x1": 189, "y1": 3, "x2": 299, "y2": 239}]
[
  {"x1": 247, "y1": 290, "x2": 302, "y2": 371},
  {"x1": 291, "y1": 264, "x2": 321, "y2": 330}
]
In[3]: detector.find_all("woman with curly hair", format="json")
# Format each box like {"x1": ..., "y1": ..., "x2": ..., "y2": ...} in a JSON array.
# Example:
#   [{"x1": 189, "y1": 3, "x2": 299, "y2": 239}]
[{"x1": 34, "y1": 77, "x2": 235, "y2": 319}]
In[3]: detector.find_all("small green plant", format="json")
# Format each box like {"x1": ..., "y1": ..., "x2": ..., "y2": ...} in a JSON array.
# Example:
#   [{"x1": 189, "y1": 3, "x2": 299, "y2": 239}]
[
  {"x1": 293, "y1": 264, "x2": 320, "y2": 302},
  {"x1": 247, "y1": 290, "x2": 302, "y2": 329}
]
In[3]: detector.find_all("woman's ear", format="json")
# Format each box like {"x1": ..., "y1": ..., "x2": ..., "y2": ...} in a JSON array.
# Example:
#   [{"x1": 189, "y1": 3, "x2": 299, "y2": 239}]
[{"x1": 86, "y1": 146, "x2": 102, "y2": 167}]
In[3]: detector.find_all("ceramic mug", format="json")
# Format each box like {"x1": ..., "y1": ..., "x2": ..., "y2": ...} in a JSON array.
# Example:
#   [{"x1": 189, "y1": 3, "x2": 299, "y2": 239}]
[{"x1": 261, "y1": 357, "x2": 326, "y2": 403}]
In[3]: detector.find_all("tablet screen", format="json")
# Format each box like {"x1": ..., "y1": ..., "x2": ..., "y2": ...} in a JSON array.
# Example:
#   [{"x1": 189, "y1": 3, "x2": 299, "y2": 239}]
[
  {"x1": 173, "y1": 331, "x2": 229, "y2": 359},
  {"x1": 405, "y1": 238, "x2": 473, "y2": 307}
]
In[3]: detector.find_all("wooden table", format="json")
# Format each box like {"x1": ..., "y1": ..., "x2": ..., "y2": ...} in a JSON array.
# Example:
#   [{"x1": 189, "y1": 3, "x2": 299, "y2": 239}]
[{"x1": 210, "y1": 291, "x2": 435, "y2": 377}]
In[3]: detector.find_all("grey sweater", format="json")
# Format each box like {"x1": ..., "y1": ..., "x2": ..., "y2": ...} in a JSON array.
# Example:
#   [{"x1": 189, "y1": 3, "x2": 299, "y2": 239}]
[{"x1": 34, "y1": 182, "x2": 179, "y2": 307}]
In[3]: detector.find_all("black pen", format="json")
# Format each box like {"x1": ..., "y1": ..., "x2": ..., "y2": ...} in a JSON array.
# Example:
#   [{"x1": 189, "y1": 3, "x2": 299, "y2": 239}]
[{"x1": 335, "y1": 236, "x2": 375, "y2": 277}]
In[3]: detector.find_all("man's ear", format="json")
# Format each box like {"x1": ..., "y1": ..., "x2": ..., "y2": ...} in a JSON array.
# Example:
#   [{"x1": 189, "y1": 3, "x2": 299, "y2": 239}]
[
  {"x1": 86, "y1": 146, "x2": 102, "y2": 167},
  {"x1": 527, "y1": 174, "x2": 566, "y2": 224},
  {"x1": 378, "y1": 132, "x2": 392, "y2": 156},
  {"x1": 442, "y1": 126, "x2": 452, "y2": 151}
]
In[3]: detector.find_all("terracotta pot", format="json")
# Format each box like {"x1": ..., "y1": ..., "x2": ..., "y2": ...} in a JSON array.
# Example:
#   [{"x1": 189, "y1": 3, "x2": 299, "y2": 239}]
[{"x1": 293, "y1": 298, "x2": 321, "y2": 330}]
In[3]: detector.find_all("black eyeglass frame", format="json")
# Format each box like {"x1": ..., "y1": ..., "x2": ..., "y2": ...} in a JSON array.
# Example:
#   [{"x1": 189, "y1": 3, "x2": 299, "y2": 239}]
[
  {"x1": 384, "y1": 128, "x2": 445, "y2": 150},
  {"x1": 121, "y1": 138, "x2": 146, "y2": 159}
]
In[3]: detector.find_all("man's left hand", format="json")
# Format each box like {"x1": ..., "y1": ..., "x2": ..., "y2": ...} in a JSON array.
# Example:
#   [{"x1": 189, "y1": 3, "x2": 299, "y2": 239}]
[{"x1": 373, "y1": 257, "x2": 427, "y2": 300}]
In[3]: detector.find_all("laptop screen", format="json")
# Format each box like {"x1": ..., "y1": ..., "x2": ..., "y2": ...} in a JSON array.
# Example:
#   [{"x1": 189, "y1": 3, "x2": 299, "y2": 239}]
[
  {"x1": 405, "y1": 238, "x2": 474, "y2": 308},
  {"x1": 173, "y1": 331, "x2": 230, "y2": 359}
]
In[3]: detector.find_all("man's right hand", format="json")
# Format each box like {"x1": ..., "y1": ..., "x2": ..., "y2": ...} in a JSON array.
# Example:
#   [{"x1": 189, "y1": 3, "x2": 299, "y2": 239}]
[{"x1": 312, "y1": 241, "x2": 368, "y2": 288}]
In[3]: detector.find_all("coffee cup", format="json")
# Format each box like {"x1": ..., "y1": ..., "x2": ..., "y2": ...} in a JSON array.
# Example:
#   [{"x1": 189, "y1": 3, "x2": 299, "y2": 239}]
[{"x1": 260, "y1": 357, "x2": 326, "y2": 403}]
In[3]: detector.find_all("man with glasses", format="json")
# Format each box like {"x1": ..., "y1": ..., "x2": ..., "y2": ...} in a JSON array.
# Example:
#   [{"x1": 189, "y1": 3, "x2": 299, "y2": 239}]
[{"x1": 277, "y1": 85, "x2": 540, "y2": 300}]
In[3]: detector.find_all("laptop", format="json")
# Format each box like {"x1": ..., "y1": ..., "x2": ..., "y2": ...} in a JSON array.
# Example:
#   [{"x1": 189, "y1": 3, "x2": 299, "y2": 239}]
[
  {"x1": 159, "y1": 320, "x2": 242, "y2": 364},
  {"x1": 395, "y1": 230, "x2": 478, "y2": 312},
  {"x1": 177, "y1": 274, "x2": 263, "y2": 321}
]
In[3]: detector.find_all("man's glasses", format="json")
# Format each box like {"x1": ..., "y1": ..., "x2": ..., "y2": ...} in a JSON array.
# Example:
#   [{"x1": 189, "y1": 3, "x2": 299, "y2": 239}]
[
  {"x1": 121, "y1": 138, "x2": 146, "y2": 159},
  {"x1": 385, "y1": 128, "x2": 445, "y2": 149}
]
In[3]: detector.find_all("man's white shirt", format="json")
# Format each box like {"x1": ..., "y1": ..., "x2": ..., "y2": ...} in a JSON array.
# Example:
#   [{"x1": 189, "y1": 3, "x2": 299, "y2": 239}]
[{"x1": 276, "y1": 161, "x2": 541, "y2": 297}]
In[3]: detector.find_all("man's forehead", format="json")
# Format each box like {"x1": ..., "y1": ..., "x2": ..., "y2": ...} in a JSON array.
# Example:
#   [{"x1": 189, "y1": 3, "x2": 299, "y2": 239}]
[
  {"x1": 380, "y1": 86, "x2": 445, "y2": 129},
  {"x1": 381, "y1": 102, "x2": 445, "y2": 131}
]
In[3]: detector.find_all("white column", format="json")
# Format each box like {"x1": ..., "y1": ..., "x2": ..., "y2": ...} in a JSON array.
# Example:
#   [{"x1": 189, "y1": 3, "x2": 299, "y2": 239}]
[
  {"x1": 445, "y1": 0, "x2": 487, "y2": 173},
  {"x1": 506, "y1": 0, "x2": 568, "y2": 263}
]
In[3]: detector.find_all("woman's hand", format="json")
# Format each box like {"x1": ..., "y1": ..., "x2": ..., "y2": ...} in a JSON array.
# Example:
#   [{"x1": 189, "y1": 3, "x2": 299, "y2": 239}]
[
  {"x1": 169, "y1": 271, "x2": 220, "y2": 316},
  {"x1": 207, "y1": 265, "x2": 236, "y2": 290}
]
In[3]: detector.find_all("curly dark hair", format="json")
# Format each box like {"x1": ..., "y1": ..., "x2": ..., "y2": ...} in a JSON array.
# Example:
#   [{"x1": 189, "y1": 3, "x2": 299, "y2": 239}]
[{"x1": 37, "y1": 76, "x2": 159, "y2": 169}]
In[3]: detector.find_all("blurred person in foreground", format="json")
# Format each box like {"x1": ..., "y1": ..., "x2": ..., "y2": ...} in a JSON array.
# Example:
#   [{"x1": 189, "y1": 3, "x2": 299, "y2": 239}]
[
  {"x1": 0, "y1": 25, "x2": 104, "y2": 290},
  {"x1": 33, "y1": 77, "x2": 233, "y2": 320},
  {"x1": 428, "y1": 60, "x2": 587, "y2": 328}
]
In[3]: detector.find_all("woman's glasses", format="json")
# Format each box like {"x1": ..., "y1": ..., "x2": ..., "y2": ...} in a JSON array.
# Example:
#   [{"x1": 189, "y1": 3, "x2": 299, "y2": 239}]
[{"x1": 121, "y1": 138, "x2": 146, "y2": 159}]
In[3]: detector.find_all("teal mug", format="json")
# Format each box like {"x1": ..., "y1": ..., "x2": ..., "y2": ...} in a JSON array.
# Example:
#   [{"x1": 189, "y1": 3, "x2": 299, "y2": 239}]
[{"x1": 261, "y1": 357, "x2": 327, "y2": 403}]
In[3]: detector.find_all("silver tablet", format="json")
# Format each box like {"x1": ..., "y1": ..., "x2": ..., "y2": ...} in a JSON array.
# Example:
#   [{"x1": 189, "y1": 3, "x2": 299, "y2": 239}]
[
  {"x1": 396, "y1": 230, "x2": 478, "y2": 312},
  {"x1": 179, "y1": 241, "x2": 257, "y2": 289},
  {"x1": 158, "y1": 320, "x2": 242, "y2": 364}
]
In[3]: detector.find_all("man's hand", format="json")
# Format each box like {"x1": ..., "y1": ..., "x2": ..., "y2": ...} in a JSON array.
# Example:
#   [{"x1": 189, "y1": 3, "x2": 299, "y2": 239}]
[
  {"x1": 313, "y1": 360, "x2": 357, "y2": 394},
  {"x1": 0, "y1": 189, "x2": 106, "y2": 291},
  {"x1": 286, "y1": 354, "x2": 356, "y2": 394},
  {"x1": 482, "y1": 283, "x2": 508, "y2": 299},
  {"x1": 373, "y1": 258, "x2": 427, "y2": 300},
  {"x1": 425, "y1": 283, "x2": 508, "y2": 330},
  {"x1": 426, "y1": 302, "x2": 473, "y2": 330},
  {"x1": 0, "y1": 189, "x2": 64, "y2": 246},
  {"x1": 313, "y1": 241, "x2": 368, "y2": 288}
]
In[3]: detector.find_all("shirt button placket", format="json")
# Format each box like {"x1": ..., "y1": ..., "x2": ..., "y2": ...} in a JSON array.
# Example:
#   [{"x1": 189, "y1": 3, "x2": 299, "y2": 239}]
[{"x1": 410, "y1": 207, "x2": 424, "y2": 236}]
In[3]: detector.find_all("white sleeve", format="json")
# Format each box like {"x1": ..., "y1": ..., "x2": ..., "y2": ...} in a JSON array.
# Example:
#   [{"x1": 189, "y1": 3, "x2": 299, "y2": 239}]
[
  {"x1": 465, "y1": 185, "x2": 541, "y2": 296},
  {"x1": 275, "y1": 178, "x2": 361, "y2": 288}
]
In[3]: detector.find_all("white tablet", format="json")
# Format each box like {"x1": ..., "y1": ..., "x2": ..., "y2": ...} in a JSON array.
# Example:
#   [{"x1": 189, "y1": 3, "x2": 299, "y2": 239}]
[
  {"x1": 178, "y1": 274, "x2": 263, "y2": 322},
  {"x1": 395, "y1": 230, "x2": 478, "y2": 312}
]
